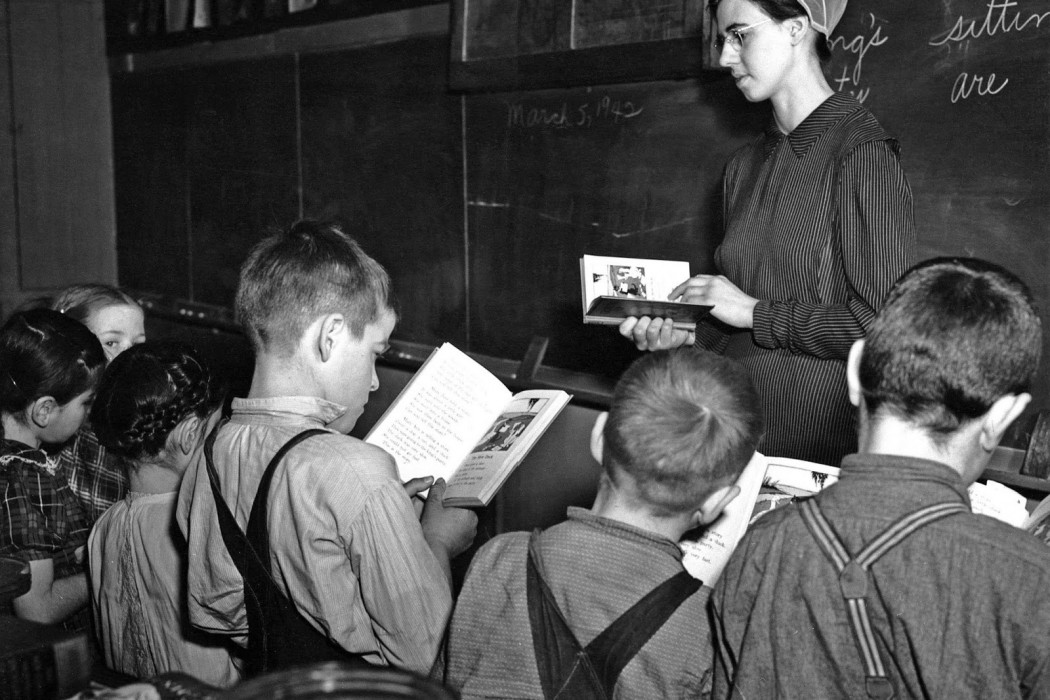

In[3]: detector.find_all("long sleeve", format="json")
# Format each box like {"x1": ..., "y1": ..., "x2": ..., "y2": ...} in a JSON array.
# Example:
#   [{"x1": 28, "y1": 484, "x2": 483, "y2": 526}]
[{"x1": 751, "y1": 140, "x2": 914, "y2": 360}]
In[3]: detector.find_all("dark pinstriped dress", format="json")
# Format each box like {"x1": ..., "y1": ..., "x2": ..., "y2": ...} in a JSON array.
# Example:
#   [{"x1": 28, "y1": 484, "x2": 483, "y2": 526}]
[{"x1": 695, "y1": 92, "x2": 914, "y2": 464}]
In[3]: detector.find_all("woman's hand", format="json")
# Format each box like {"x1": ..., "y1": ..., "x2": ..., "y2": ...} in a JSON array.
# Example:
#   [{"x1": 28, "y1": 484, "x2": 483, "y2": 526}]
[
  {"x1": 619, "y1": 316, "x2": 695, "y2": 352},
  {"x1": 671, "y1": 274, "x2": 758, "y2": 329}
]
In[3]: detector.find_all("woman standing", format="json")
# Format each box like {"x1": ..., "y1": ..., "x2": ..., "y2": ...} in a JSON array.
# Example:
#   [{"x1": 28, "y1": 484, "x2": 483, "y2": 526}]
[{"x1": 621, "y1": 0, "x2": 914, "y2": 464}]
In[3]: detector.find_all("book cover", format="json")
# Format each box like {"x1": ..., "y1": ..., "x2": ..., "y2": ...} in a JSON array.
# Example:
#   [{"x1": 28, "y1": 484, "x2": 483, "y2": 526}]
[
  {"x1": 365, "y1": 343, "x2": 571, "y2": 507},
  {"x1": 579, "y1": 254, "x2": 710, "y2": 330},
  {"x1": 680, "y1": 454, "x2": 840, "y2": 585}
]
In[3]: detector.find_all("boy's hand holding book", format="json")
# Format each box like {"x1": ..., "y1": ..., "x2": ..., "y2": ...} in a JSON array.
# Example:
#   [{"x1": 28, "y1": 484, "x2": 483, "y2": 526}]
[{"x1": 420, "y1": 478, "x2": 478, "y2": 561}]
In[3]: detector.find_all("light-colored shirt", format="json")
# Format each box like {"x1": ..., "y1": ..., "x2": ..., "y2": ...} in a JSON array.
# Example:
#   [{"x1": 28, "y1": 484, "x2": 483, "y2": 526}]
[
  {"x1": 89, "y1": 490, "x2": 241, "y2": 687},
  {"x1": 176, "y1": 396, "x2": 452, "y2": 673}
]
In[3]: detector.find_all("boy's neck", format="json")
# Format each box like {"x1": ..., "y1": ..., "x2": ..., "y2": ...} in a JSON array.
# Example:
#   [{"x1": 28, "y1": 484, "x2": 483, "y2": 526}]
[
  {"x1": 248, "y1": 351, "x2": 320, "y2": 400},
  {"x1": 590, "y1": 479, "x2": 694, "y2": 542}
]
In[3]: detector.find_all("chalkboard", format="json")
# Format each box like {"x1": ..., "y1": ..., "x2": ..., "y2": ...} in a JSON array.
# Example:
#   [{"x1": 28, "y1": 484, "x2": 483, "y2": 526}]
[
  {"x1": 827, "y1": 0, "x2": 1050, "y2": 406},
  {"x1": 111, "y1": 1, "x2": 1050, "y2": 406},
  {"x1": 464, "y1": 78, "x2": 765, "y2": 377}
]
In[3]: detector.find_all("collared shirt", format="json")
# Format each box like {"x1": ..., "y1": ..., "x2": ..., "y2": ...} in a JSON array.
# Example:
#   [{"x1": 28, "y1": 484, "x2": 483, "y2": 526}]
[
  {"x1": 176, "y1": 396, "x2": 452, "y2": 673},
  {"x1": 440, "y1": 507, "x2": 712, "y2": 699},
  {"x1": 696, "y1": 92, "x2": 915, "y2": 464},
  {"x1": 711, "y1": 453, "x2": 1050, "y2": 699},
  {"x1": 90, "y1": 490, "x2": 242, "y2": 687},
  {"x1": 0, "y1": 438, "x2": 91, "y2": 631},
  {"x1": 58, "y1": 428, "x2": 129, "y2": 524}
]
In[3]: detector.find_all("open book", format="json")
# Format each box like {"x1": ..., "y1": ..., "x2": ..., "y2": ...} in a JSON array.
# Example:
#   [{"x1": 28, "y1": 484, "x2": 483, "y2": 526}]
[
  {"x1": 580, "y1": 254, "x2": 710, "y2": 330},
  {"x1": 680, "y1": 454, "x2": 840, "y2": 585},
  {"x1": 969, "y1": 480, "x2": 1029, "y2": 528},
  {"x1": 365, "y1": 343, "x2": 571, "y2": 507}
]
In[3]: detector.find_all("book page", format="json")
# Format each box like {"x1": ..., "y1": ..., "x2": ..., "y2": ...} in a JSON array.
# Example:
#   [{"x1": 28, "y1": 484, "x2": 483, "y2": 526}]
[
  {"x1": 365, "y1": 344, "x2": 512, "y2": 483},
  {"x1": 680, "y1": 452, "x2": 767, "y2": 585},
  {"x1": 580, "y1": 255, "x2": 691, "y2": 308},
  {"x1": 444, "y1": 390, "x2": 570, "y2": 505},
  {"x1": 969, "y1": 480, "x2": 1029, "y2": 528}
]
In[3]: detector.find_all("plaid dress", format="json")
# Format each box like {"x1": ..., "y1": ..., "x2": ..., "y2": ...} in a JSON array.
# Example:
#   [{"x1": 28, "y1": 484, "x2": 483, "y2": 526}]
[
  {"x1": 1, "y1": 438, "x2": 92, "y2": 632},
  {"x1": 57, "y1": 428, "x2": 129, "y2": 524}
]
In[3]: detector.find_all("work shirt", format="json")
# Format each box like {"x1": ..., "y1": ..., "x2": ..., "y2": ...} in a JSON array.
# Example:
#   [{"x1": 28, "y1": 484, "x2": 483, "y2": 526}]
[
  {"x1": 711, "y1": 453, "x2": 1050, "y2": 699},
  {"x1": 176, "y1": 396, "x2": 452, "y2": 673},
  {"x1": 697, "y1": 92, "x2": 915, "y2": 464},
  {"x1": 440, "y1": 507, "x2": 712, "y2": 699},
  {"x1": 90, "y1": 490, "x2": 241, "y2": 686}
]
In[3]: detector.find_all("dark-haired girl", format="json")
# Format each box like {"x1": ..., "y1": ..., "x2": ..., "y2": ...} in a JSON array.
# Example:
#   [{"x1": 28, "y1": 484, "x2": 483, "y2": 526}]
[
  {"x1": 622, "y1": 0, "x2": 914, "y2": 464},
  {"x1": 87, "y1": 341, "x2": 240, "y2": 686},
  {"x1": 0, "y1": 308, "x2": 106, "y2": 631}
]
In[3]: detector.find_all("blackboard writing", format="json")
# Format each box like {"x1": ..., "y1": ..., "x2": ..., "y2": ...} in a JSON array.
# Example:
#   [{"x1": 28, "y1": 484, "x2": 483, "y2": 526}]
[{"x1": 505, "y1": 94, "x2": 645, "y2": 129}]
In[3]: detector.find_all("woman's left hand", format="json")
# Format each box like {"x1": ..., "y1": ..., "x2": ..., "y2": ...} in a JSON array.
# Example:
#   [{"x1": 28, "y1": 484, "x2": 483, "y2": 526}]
[{"x1": 671, "y1": 275, "x2": 758, "y2": 329}]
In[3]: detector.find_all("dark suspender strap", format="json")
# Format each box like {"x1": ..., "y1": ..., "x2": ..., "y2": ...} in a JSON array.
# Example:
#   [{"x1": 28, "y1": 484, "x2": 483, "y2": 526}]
[
  {"x1": 245, "y1": 428, "x2": 329, "y2": 565},
  {"x1": 584, "y1": 570, "x2": 699, "y2": 696},
  {"x1": 799, "y1": 499, "x2": 968, "y2": 700},
  {"x1": 527, "y1": 530, "x2": 604, "y2": 700},
  {"x1": 526, "y1": 530, "x2": 702, "y2": 699}
]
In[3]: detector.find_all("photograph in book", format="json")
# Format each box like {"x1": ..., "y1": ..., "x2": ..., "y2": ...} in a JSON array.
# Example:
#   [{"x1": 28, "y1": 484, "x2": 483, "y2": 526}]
[
  {"x1": 680, "y1": 454, "x2": 840, "y2": 585},
  {"x1": 579, "y1": 254, "x2": 711, "y2": 330},
  {"x1": 364, "y1": 343, "x2": 571, "y2": 508}
]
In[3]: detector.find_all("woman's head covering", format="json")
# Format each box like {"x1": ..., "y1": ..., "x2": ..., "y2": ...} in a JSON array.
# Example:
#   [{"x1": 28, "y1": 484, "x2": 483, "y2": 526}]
[{"x1": 798, "y1": 0, "x2": 847, "y2": 35}]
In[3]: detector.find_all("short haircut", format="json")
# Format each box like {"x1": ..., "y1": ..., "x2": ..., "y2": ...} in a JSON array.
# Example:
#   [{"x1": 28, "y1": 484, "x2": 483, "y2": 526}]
[
  {"x1": 49, "y1": 283, "x2": 141, "y2": 327},
  {"x1": 92, "y1": 341, "x2": 222, "y2": 462},
  {"x1": 235, "y1": 220, "x2": 394, "y2": 355},
  {"x1": 0, "y1": 309, "x2": 106, "y2": 421},
  {"x1": 603, "y1": 348, "x2": 764, "y2": 515},
  {"x1": 860, "y1": 257, "x2": 1042, "y2": 437},
  {"x1": 708, "y1": 0, "x2": 832, "y2": 63}
]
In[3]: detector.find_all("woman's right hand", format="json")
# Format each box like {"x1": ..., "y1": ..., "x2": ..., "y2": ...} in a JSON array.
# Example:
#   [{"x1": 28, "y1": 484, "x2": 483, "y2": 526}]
[{"x1": 619, "y1": 316, "x2": 695, "y2": 352}]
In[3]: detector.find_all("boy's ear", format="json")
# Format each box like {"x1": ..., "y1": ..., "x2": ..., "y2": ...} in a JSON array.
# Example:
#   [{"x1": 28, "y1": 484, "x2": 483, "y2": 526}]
[
  {"x1": 28, "y1": 397, "x2": 58, "y2": 428},
  {"x1": 691, "y1": 484, "x2": 739, "y2": 528},
  {"x1": 980, "y1": 392, "x2": 1031, "y2": 452},
  {"x1": 590, "y1": 412, "x2": 608, "y2": 464},
  {"x1": 316, "y1": 313, "x2": 346, "y2": 363},
  {"x1": 846, "y1": 339, "x2": 865, "y2": 408}
]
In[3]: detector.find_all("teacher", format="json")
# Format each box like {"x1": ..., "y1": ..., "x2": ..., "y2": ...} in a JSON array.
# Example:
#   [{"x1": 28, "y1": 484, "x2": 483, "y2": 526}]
[{"x1": 621, "y1": 0, "x2": 914, "y2": 464}]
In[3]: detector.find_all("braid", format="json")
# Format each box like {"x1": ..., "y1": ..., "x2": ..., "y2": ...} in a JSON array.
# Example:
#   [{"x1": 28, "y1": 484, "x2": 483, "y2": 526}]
[{"x1": 92, "y1": 342, "x2": 220, "y2": 461}]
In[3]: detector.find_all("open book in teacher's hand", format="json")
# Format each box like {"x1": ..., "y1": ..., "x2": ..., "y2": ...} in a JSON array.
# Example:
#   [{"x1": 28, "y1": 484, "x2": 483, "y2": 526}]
[
  {"x1": 679, "y1": 454, "x2": 840, "y2": 586},
  {"x1": 580, "y1": 254, "x2": 711, "y2": 331},
  {"x1": 364, "y1": 343, "x2": 571, "y2": 508}
]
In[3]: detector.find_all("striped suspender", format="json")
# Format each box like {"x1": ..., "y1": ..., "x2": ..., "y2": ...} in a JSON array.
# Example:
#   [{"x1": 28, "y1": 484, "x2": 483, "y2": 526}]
[{"x1": 798, "y1": 499, "x2": 968, "y2": 700}]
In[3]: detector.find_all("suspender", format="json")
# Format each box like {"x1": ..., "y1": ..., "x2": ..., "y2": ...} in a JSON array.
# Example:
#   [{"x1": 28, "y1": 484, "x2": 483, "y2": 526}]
[
  {"x1": 526, "y1": 530, "x2": 700, "y2": 699},
  {"x1": 203, "y1": 420, "x2": 359, "y2": 676},
  {"x1": 798, "y1": 498, "x2": 968, "y2": 700}
]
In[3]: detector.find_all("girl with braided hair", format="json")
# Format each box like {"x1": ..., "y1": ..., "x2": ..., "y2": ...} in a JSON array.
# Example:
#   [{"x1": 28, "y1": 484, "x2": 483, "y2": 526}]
[
  {"x1": 87, "y1": 341, "x2": 241, "y2": 686},
  {"x1": 0, "y1": 308, "x2": 106, "y2": 631}
]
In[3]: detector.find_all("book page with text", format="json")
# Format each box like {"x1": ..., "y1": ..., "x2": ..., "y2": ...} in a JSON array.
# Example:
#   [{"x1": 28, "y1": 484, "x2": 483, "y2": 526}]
[{"x1": 365, "y1": 344, "x2": 512, "y2": 484}]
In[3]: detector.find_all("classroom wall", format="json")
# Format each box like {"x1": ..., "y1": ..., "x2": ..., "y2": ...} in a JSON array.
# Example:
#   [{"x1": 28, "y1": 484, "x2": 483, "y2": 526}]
[{"x1": 0, "y1": 0, "x2": 117, "y2": 318}]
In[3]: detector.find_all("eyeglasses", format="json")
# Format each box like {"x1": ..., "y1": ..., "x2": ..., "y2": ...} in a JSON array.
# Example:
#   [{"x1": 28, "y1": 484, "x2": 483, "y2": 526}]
[{"x1": 714, "y1": 18, "x2": 772, "y2": 53}]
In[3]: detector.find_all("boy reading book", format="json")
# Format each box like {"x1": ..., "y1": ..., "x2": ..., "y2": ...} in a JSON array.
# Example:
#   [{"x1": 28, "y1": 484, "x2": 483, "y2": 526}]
[
  {"x1": 711, "y1": 258, "x2": 1050, "y2": 699},
  {"x1": 438, "y1": 347, "x2": 764, "y2": 698},
  {"x1": 177, "y1": 220, "x2": 476, "y2": 676}
]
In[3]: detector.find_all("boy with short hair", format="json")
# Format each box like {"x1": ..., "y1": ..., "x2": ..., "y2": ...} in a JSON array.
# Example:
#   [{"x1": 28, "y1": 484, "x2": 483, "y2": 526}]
[
  {"x1": 177, "y1": 220, "x2": 476, "y2": 675},
  {"x1": 711, "y1": 257, "x2": 1050, "y2": 698},
  {"x1": 439, "y1": 348, "x2": 764, "y2": 698}
]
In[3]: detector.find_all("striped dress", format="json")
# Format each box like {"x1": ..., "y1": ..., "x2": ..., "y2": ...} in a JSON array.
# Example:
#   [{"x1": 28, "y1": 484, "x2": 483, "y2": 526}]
[{"x1": 696, "y1": 92, "x2": 914, "y2": 464}]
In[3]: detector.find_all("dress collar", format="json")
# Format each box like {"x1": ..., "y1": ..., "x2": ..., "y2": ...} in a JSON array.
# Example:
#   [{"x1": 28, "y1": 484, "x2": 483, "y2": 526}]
[{"x1": 763, "y1": 91, "x2": 862, "y2": 160}]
